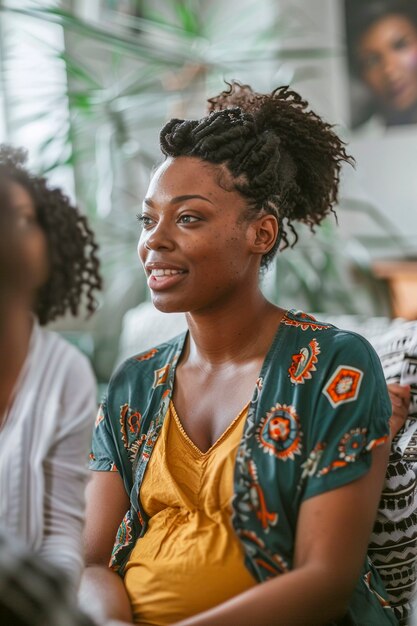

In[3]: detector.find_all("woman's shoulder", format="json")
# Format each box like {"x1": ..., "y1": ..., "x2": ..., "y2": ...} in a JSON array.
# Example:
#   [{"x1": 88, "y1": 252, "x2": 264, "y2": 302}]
[
  {"x1": 282, "y1": 309, "x2": 380, "y2": 359},
  {"x1": 29, "y1": 326, "x2": 97, "y2": 414},
  {"x1": 10, "y1": 325, "x2": 97, "y2": 437},
  {"x1": 275, "y1": 310, "x2": 385, "y2": 394},
  {"x1": 108, "y1": 331, "x2": 187, "y2": 394},
  {"x1": 37, "y1": 325, "x2": 95, "y2": 378}
]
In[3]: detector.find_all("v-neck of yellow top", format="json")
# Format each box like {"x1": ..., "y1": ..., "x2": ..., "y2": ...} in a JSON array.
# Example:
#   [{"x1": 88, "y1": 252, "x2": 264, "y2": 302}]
[{"x1": 169, "y1": 400, "x2": 250, "y2": 458}]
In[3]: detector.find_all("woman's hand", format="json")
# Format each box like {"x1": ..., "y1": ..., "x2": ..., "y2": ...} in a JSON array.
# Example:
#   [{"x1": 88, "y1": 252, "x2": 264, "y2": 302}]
[
  {"x1": 79, "y1": 471, "x2": 132, "y2": 624},
  {"x1": 388, "y1": 383, "x2": 411, "y2": 437}
]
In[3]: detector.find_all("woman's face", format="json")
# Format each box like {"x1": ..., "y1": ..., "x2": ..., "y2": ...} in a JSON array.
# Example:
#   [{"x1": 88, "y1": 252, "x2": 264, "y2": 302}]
[
  {"x1": 358, "y1": 14, "x2": 417, "y2": 113},
  {"x1": 9, "y1": 182, "x2": 49, "y2": 290},
  {"x1": 138, "y1": 156, "x2": 264, "y2": 314},
  {"x1": 0, "y1": 203, "x2": 31, "y2": 413}
]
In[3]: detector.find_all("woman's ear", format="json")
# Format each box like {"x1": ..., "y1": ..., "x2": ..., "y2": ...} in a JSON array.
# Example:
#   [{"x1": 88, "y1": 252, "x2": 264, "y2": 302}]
[{"x1": 248, "y1": 214, "x2": 279, "y2": 256}]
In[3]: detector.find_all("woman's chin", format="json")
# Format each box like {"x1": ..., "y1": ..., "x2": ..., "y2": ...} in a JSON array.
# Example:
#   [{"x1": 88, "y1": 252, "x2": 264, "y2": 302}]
[{"x1": 150, "y1": 294, "x2": 188, "y2": 314}]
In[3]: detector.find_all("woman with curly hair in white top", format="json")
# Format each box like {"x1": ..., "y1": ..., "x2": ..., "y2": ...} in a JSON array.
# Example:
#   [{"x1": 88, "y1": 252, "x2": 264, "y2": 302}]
[{"x1": 0, "y1": 145, "x2": 102, "y2": 592}]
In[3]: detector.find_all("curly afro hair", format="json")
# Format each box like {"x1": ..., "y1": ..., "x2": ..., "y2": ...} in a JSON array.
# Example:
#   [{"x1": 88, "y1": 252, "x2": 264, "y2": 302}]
[
  {"x1": 0, "y1": 145, "x2": 102, "y2": 325},
  {"x1": 160, "y1": 81, "x2": 353, "y2": 267}
]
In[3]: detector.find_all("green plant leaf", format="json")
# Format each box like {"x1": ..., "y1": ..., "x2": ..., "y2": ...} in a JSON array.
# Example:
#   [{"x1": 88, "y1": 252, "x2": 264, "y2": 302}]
[
  {"x1": 174, "y1": 1, "x2": 201, "y2": 36},
  {"x1": 58, "y1": 51, "x2": 102, "y2": 88}
]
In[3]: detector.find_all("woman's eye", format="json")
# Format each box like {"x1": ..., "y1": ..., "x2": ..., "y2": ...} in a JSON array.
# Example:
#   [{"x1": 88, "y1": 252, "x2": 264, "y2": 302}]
[
  {"x1": 16, "y1": 215, "x2": 37, "y2": 232},
  {"x1": 362, "y1": 53, "x2": 381, "y2": 71},
  {"x1": 137, "y1": 214, "x2": 154, "y2": 228},
  {"x1": 178, "y1": 215, "x2": 200, "y2": 224},
  {"x1": 392, "y1": 36, "x2": 410, "y2": 51}
]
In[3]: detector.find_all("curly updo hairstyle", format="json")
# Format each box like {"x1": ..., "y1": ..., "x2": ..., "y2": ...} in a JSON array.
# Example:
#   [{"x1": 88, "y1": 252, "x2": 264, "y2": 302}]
[
  {"x1": 0, "y1": 145, "x2": 102, "y2": 325},
  {"x1": 160, "y1": 81, "x2": 353, "y2": 267}
]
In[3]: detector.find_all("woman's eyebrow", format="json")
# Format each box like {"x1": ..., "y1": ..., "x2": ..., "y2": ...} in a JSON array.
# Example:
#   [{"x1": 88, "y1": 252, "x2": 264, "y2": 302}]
[
  {"x1": 14, "y1": 203, "x2": 35, "y2": 212},
  {"x1": 170, "y1": 194, "x2": 214, "y2": 205},
  {"x1": 143, "y1": 194, "x2": 214, "y2": 207}
]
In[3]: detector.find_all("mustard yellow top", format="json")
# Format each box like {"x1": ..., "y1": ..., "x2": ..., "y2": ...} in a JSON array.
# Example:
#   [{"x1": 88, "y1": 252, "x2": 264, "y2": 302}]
[{"x1": 124, "y1": 400, "x2": 256, "y2": 626}]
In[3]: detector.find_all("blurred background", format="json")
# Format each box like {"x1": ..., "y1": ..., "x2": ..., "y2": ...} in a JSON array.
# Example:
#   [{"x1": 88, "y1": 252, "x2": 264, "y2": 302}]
[{"x1": 1, "y1": 0, "x2": 416, "y2": 386}]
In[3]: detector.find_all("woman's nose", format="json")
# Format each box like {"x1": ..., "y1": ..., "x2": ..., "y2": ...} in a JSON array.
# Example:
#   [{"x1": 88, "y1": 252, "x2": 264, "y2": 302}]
[
  {"x1": 382, "y1": 53, "x2": 401, "y2": 81},
  {"x1": 142, "y1": 220, "x2": 175, "y2": 251}
]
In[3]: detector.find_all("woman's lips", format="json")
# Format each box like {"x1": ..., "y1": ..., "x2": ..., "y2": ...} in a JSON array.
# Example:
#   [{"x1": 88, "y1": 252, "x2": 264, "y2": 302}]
[
  {"x1": 386, "y1": 81, "x2": 413, "y2": 103},
  {"x1": 147, "y1": 268, "x2": 187, "y2": 290}
]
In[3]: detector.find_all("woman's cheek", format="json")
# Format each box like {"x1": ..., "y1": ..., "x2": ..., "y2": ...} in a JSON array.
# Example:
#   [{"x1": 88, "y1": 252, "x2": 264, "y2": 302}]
[{"x1": 403, "y1": 48, "x2": 417, "y2": 71}]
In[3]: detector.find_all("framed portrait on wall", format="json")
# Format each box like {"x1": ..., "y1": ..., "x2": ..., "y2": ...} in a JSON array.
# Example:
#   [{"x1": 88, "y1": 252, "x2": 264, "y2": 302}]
[{"x1": 344, "y1": 0, "x2": 417, "y2": 130}]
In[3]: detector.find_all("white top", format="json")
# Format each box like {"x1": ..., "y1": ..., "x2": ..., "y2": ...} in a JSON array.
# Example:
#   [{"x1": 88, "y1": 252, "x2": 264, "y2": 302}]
[{"x1": 0, "y1": 320, "x2": 97, "y2": 590}]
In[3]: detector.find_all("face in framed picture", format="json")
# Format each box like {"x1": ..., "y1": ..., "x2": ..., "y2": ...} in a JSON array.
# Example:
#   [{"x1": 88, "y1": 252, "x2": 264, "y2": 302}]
[{"x1": 345, "y1": 0, "x2": 417, "y2": 130}]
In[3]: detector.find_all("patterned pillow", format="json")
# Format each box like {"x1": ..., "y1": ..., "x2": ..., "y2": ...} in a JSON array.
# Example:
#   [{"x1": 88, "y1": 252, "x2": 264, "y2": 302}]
[
  {"x1": 366, "y1": 320, "x2": 417, "y2": 626},
  {"x1": 313, "y1": 315, "x2": 417, "y2": 625}
]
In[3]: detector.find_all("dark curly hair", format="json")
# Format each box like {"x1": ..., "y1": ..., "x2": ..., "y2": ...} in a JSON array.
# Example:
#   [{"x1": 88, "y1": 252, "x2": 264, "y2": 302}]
[
  {"x1": 0, "y1": 145, "x2": 102, "y2": 325},
  {"x1": 160, "y1": 81, "x2": 353, "y2": 267}
]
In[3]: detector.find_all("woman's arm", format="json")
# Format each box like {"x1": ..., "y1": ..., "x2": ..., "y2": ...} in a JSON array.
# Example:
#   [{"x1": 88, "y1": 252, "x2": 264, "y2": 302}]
[
  {"x1": 39, "y1": 356, "x2": 97, "y2": 591},
  {"x1": 171, "y1": 442, "x2": 390, "y2": 626},
  {"x1": 79, "y1": 471, "x2": 133, "y2": 624}
]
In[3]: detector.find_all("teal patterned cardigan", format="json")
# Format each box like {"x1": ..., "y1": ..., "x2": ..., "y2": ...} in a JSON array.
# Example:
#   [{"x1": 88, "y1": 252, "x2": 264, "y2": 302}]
[{"x1": 90, "y1": 309, "x2": 398, "y2": 625}]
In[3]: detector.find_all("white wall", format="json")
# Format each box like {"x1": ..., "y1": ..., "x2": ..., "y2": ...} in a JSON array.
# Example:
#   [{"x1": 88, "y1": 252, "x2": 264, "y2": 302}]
[{"x1": 277, "y1": 0, "x2": 417, "y2": 259}]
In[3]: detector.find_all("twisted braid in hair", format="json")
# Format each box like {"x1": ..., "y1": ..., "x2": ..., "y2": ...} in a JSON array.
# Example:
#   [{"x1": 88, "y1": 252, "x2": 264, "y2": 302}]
[
  {"x1": 0, "y1": 145, "x2": 102, "y2": 325},
  {"x1": 160, "y1": 81, "x2": 353, "y2": 267}
]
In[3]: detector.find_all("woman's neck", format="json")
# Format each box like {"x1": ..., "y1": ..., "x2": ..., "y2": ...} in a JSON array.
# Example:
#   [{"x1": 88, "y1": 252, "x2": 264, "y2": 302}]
[
  {"x1": 184, "y1": 292, "x2": 285, "y2": 368},
  {"x1": 0, "y1": 307, "x2": 32, "y2": 423}
]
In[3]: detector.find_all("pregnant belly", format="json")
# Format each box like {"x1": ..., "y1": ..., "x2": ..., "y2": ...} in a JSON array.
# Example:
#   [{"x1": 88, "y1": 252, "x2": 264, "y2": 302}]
[{"x1": 124, "y1": 508, "x2": 256, "y2": 626}]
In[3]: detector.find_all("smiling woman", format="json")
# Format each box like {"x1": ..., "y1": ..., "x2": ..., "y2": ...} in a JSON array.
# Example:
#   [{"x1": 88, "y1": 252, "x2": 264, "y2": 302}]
[
  {"x1": 81, "y1": 82, "x2": 397, "y2": 626},
  {"x1": 138, "y1": 158, "x2": 259, "y2": 314}
]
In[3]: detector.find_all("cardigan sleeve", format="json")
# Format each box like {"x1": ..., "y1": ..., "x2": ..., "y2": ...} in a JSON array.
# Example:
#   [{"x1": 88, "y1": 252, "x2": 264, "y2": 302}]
[
  {"x1": 38, "y1": 350, "x2": 97, "y2": 593},
  {"x1": 89, "y1": 358, "x2": 148, "y2": 480},
  {"x1": 89, "y1": 400, "x2": 119, "y2": 472},
  {"x1": 301, "y1": 332, "x2": 392, "y2": 501}
]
